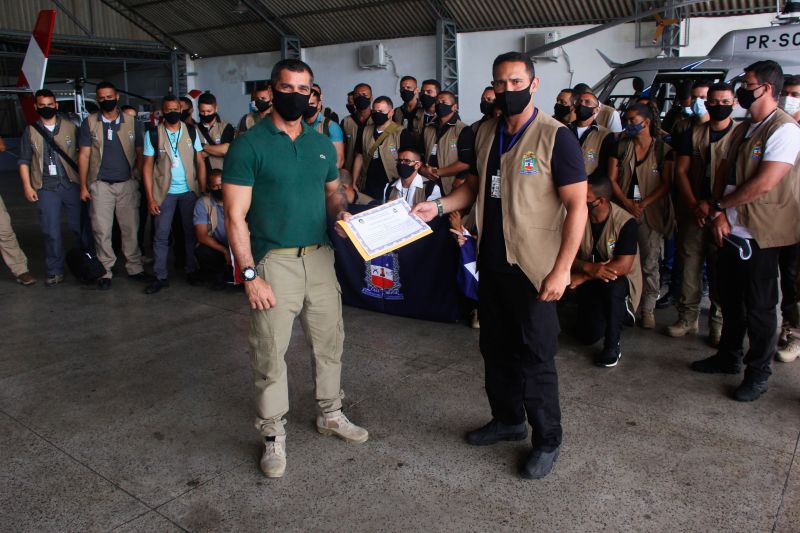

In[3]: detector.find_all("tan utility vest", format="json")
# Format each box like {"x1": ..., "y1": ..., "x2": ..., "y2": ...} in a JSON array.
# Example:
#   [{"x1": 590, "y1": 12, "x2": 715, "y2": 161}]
[
  {"x1": 679, "y1": 121, "x2": 735, "y2": 219},
  {"x1": 199, "y1": 118, "x2": 230, "y2": 171},
  {"x1": 727, "y1": 109, "x2": 800, "y2": 248},
  {"x1": 342, "y1": 113, "x2": 372, "y2": 173},
  {"x1": 393, "y1": 104, "x2": 424, "y2": 135},
  {"x1": 236, "y1": 112, "x2": 264, "y2": 137},
  {"x1": 579, "y1": 203, "x2": 643, "y2": 310},
  {"x1": 26, "y1": 118, "x2": 79, "y2": 189},
  {"x1": 617, "y1": 137, "x2": 675, "y2": 235},
  {"x1": 356, "y1": 121, "x2": 402, "y2": 190},
  {"x1": 313, "y1": 115, "x2": 331, "y2": 136},
  {"x1": 86, "y1": 112, "x2": 137, "y2": 184},
  {"x1": 596, "y1": 104, "x2": 617, "y2": 130},
  {"x1": 423, "y1": 119, "x2": 467, "y2": 196},
  {"x1": 577, "y1": 124, "x2": 611, "y2": 176},
  {"x1": 200, "y1": 195, "x2": 220, "y2": 237},
  {"x1": 151, "y1": 124, "x2": 199, "y2": 205},
  {"x1": 474, "y1": 112, "x2": 567, "y2": 291},
  {"x1": 471, "y1": 117, "x2": 490, "y2": 135},
  {"x1": 385, "y1": 177, "x2": 436, "y2": 206}
]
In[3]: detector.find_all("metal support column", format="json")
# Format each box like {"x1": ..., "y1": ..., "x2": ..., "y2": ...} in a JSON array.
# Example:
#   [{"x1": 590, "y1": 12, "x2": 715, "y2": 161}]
[
  {"x1": 663, "y1": 0, "x2": 681, "y2": 57},
  {"x1": 123, "y1": 60, "x2": 129, "y2": 105},
  {"x1": 171, "y1": 51, "x2": 179, "y2": 95},
  {"x1": 281, "y1": 36, "x2": 302, "y2": 60},
  {"x1": 436, "y1": 18, "x2": 458, "y2": 96}
]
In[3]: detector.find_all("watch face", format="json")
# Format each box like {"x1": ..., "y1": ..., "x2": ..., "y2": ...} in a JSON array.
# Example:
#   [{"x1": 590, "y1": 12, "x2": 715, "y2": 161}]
[{"x1": 243, "y1": 267, "x2": 257, "y2": 280}]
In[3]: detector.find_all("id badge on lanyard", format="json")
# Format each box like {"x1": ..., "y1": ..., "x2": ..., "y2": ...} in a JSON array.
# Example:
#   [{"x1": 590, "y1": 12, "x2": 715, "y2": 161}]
[
  {"x1": 171, "y1": 154, "x2": 180, "y2": 168},
  {"x1": 107, "y1": 127, "x2": 113, "y2": 141},
  {"x1": 431, "y1": 143, "x2": 438, "y2": 156},
  {"x1": 490, "y1": 170, "x2": 501, "y2": 199},
  {"x1": 48, "y1": 163, "x2": 57, "y2": 175}
]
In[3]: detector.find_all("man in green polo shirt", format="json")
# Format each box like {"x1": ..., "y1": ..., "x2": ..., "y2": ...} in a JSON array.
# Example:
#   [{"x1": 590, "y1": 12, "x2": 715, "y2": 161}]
[{"x1": 224, "y1": 58, "x2": 368, "y2": 479}]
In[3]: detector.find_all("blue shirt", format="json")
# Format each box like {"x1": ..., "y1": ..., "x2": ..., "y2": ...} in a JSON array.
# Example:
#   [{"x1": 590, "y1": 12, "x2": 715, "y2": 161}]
[
  {"x1": 312, "y1": 114, "x2": 344, "y2": 143},
  {"x1": 143, "y1": 124, "x2": 204, "y2": 194},
  {"x1": 193, "y1": 195, "x2": 227, "y2": 247}
]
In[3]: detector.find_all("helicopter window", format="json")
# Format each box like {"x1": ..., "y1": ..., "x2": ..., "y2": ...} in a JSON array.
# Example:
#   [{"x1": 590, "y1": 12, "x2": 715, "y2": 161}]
[{"x1": 605, "y1": 77, "x2": 644, "y2": 112}]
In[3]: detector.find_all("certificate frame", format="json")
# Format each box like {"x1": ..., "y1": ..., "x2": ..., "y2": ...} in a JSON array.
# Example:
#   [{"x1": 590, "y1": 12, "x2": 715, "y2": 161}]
[{"x1": 337, "y1": 199, "x2": 433, "y2": 260}]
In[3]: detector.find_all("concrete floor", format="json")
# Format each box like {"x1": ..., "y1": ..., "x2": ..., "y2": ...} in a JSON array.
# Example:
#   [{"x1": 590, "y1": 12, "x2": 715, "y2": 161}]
[{"x1": 1, "y1": 172, "x2": 799, "y2": 533}]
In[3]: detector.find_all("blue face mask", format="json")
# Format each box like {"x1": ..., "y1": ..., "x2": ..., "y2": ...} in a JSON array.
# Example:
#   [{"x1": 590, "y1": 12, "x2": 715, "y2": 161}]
[
  {"x1": 624, "y1": 122, "x2": 645, "y2": 137},
  {"x1": 691, "y1": 98, "x2": 707, "y2": 116}
]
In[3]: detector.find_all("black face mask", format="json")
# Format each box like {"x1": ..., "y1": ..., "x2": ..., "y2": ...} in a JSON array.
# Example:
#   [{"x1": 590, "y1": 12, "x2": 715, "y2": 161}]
[
  {"x1": 199, "y1": 113, "x2": 216, "y2": 124},
  {"x1": 210, "y1": 189, "x2": 223, "y2": 201},
  {"x1": 254, "y1": 99, "x2": 271, "y2": 113},
  {"x1": 180, "y1": 109, "x2": 191, "y2": 121},
  {"x1": 435, "y1": 103, "x2": 453, "y2": 118},
  {"x1": 272, "y1": 89, "x2": 310, "y2": 121},
  {"x1": 400, "y1": 89, "x2": 415, "y2": 103},
  {"x1": 396, "y1": 163, "x2": 416, "y2": 179},
  {"x1": 420, "y1": 93, "x2": 437, "y2": 109},
  {"x1": 354, "y1": 95, "x2": 371, "y2": 110},
  {"x1": 302, "y1": 105, "x2": 318, "y2": 120},
  {"x1": 574, "y1": 104, "x2": 596, "y2": 122},
  {"x1": 587, "y1": 200, "x2": 601, "y2": 212},
  {"x1": 495, "y1": 84, "x2": 532, "y2": 117},
  {"x1": 36, "y1": 107, "x2": 57, "y2": 119},
  {"x1": 554, "y1": 103, "x2": 572, "y2": 118},
  {"x1": 99, "y1": 99, "x2": 118, "y2": 113},
  {"x1": 735, "y1": 86, "x2": 762, "y2": 110},
  {"x1": 707, "y1": 104, "x2": 734, "y2": 121},
  {"x1": 346, "y1": 103, "x2": 356, "y2": 115},
  {"x1": 371, "y1": 111, "x2": 390, "y2": 127},
  {"x1": 164, "y1": 111, "x2": 181, "y2": 125},
  {"x1": 479, "y1": 101, "x2": 495, "y2": 116}
]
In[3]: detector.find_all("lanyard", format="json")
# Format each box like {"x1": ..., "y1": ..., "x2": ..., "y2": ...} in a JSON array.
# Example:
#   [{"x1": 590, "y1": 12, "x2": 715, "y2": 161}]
[
  {"x1": 167, "y1": 128, "x2": 181, "y2": 157},
  {"x1": 498, "y1": 108, "x2": 537, "y2": 159}
]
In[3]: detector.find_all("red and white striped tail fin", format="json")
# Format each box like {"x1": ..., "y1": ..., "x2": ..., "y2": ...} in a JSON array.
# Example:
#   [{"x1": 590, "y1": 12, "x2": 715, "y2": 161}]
[{"x1": 18, "y1": 9, "x2": 56, "y2": 125}]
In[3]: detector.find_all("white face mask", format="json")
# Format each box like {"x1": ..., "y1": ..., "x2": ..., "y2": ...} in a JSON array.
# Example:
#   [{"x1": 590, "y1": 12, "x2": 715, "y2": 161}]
[{"x1": 779, "y1": 95, "x2": 800, "y2": 116}]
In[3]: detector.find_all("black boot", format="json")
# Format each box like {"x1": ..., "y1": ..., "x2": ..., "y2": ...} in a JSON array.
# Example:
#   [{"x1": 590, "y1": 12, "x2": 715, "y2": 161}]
[
  {"x1": 465, "y1": 419, "x2": 527, "y2": 446},
  {"x1": 519, "y1": 446, "x2": 561, "y2": 479}
]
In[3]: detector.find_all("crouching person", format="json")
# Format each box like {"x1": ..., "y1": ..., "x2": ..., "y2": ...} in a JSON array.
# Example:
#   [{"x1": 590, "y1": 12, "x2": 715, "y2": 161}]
[
  {"x1": 194, "y1": 169, "x2": 231, "y2": 289},
  {"x1": 570, "y1": 175, "x2": 642, "y2": 367}
]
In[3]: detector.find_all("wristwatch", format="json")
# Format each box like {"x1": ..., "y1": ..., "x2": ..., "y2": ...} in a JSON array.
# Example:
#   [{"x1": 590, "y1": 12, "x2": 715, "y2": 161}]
[
  {"x1": 434, "y1": 198, "x2": 445, "y2": 217},
  {"x1": 241, "y1": 266, "x2": 257, "y2": 282},
  {"x1": 711, "y1": 199, "x2": 724, "y2": 212}
]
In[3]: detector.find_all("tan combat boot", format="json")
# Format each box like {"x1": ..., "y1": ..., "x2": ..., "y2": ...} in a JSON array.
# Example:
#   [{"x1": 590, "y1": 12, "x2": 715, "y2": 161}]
[
  {"x1": 667, "y1": 318, "x2": 699, "y2": 337},
  {"x1": 317, "y1": 410, "x2": 369, "y2": 444}
]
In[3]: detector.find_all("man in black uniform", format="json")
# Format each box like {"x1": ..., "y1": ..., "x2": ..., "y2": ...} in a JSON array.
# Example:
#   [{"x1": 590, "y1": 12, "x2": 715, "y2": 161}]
[{"x1": 413, "y1": 52, "x2": 587, "y2": 479}]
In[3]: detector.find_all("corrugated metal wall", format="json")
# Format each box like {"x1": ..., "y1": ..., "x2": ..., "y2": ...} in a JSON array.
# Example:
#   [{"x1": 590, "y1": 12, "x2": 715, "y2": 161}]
[
  {"x1": 0, "y1": 0, "x2": 782, "y2": 57},
  {"x1": 0, "y1": 0, "x2": 154, "y2": 41}
]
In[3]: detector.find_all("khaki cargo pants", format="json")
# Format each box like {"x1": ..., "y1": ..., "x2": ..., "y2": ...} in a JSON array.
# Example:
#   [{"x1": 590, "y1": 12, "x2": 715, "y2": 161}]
[
  {"x1": 676, "y1": 211, "x2": 723, "y2": 326},
  {"x1": 0, "y1": 193, "x2": 29, "y2": 277},
  {"x1": 89, "y1": 179, "x2": 143, "y2": 279},
  {"x1": 249, "y1": 245, "x2": 345, "y2": 437}
]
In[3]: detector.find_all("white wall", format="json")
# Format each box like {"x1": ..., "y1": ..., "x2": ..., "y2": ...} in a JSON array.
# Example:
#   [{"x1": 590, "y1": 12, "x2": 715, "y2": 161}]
[
  {"x1": 191, "y1": 13, "x2": 776, "y2": 125},
  {"x1": 190, "y1": 36, "x2": 435, "y2": 126}
]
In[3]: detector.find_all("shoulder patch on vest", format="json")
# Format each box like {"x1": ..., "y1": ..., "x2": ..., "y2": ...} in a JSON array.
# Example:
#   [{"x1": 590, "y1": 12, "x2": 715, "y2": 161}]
[
  {"x1": 520, "y1": 151, "x2": 539, "y2": 175},
  {"x1": 751, "y1": 142, "x2": 763, "y2": 160}
]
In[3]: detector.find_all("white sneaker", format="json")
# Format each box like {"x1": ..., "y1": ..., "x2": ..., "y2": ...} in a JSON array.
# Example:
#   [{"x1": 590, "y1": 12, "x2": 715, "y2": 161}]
[
  {"x1": 317, "y1": 410, "x2": 369, "y2": 444},
  {"x1": 260, "y1": 435, "x2": 286, "y2": 478},
  {"x1": 777, "y1": 337, "x2": 800, "y2": 363}
]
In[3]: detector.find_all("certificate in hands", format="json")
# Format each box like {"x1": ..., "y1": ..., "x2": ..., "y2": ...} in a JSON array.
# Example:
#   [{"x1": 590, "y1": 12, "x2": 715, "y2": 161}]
[{"x1": 337, "y1": 199, "x2": 433, "y2": 260}]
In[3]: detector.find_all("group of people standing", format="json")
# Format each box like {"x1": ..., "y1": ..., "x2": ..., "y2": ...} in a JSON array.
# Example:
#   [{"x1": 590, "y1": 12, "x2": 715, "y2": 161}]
[{"x1": 2, "y1": 51, "x2": 798, "y2": 482}]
